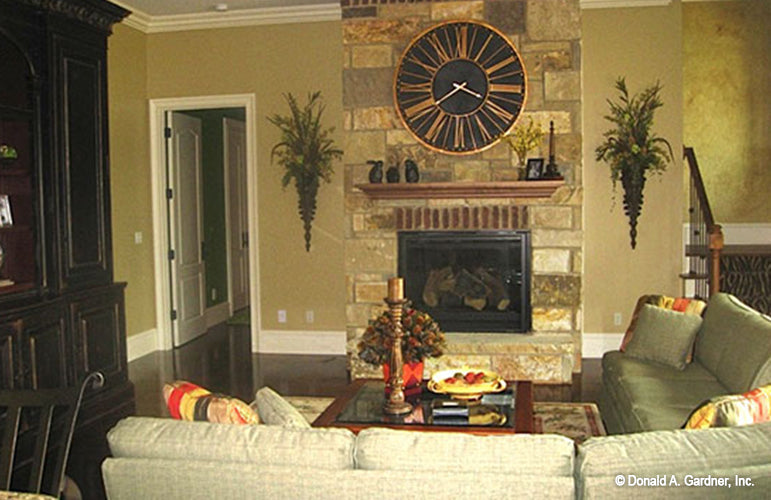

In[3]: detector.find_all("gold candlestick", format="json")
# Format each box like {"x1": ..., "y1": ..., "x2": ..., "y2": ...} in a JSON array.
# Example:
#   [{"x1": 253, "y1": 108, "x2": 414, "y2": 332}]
[
  {"x1": 544, "y1": 120, "x2": 562, "y2": 179},
  {"x1": 387, "y1": 277, "x2": 403, "y2": 302},
  {"x1": 383, "y1": 278, "x2": 412, "y2": 415}
]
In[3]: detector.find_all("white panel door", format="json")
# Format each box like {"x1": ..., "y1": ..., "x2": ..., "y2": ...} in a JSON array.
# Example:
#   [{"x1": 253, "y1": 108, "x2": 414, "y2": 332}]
[
  {"x1": 224, "y1": 117, "x2": 250, "y2": 312},
  {"x1": 168, "y1": 111, "x2": 207, "y2": 346}
]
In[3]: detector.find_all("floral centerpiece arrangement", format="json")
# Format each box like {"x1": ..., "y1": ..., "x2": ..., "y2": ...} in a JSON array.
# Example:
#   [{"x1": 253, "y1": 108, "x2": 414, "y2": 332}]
[{"x1": 357, "y1": 303, "x2": 446, "y2": 387}]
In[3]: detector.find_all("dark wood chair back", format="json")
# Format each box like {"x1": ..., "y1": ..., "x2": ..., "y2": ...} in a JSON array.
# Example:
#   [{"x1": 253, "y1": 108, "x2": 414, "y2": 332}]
[{"x1": 0, "y1": 372, "x2": 104, "y2": 496}]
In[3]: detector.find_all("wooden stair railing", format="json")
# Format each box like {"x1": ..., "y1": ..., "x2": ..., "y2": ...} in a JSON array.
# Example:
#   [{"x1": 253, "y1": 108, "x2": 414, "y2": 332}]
[{"x1": 682, "y1": 147, "x2": 724, "y2": 298}]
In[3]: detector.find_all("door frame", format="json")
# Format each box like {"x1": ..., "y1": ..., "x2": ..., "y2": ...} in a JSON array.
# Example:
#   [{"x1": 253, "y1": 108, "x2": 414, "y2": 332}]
[
  {"x1": 223, "y1": 117, "x2": 249, "y2": 315},
  {"x1": 149, "y1": 94, "x2": 260, "y2": 352}
]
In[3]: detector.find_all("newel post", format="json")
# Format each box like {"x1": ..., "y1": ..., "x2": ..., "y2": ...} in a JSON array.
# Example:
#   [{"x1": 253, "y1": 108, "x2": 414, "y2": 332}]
[{"x1": 708, "y1": 224, "x2": 724, "y2": 297}]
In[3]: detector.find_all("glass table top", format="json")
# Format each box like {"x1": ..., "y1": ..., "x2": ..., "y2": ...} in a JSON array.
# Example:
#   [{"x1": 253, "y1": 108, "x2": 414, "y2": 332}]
[{"x1": 334, "y1": 381, "x2": 516, "y2": 428}]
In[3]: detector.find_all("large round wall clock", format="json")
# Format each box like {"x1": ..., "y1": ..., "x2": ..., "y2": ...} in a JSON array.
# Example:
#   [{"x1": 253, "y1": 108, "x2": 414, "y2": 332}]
[{"x1": 394, "y1": 20, "x2": 527, "y2": 155}]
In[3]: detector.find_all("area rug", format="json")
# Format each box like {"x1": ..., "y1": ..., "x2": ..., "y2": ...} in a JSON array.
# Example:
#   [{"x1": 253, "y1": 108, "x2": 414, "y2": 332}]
[
  {"x1": 533, "y1": 402, "x2": 606, "y2": 443},
  {"x1": 285, "y1": 397, "x2": 605, "y2": 443}
]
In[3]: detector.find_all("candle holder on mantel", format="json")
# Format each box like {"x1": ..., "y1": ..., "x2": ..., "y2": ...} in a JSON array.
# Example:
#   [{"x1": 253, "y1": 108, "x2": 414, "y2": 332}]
[
  {"x1": 543, "y1": 120, "x2": 563, "y2": 180},
  {"x1": 383, "y1": 277, "x2": 413, "y2": 415}
]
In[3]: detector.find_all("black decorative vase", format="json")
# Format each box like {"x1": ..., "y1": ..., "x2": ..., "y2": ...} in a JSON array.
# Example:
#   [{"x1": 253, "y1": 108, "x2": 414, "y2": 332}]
[
  {"x1": 367, "y1": 160, "x2": 383, "y2": 183},
  {"x1": 386, "y1": 165, "x2": 400, "y2": 183},
  {"x1": 404, "y1": 159, "x2": 419, "y2": 183},
  {"x1": 621, "y1": 165, "x2": 646, "y2": 249}
]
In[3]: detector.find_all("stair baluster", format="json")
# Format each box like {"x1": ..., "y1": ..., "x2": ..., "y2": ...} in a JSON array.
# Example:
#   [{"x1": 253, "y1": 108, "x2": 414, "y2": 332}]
[{"x1": 682, "y1": 147, "x2": 723, "y2": 298}]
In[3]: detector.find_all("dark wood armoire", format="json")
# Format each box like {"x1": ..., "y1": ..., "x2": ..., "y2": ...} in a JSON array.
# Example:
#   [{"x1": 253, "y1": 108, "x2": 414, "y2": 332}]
[{"x1": 0, "y1": 0, "x2": 133, "y2": 497}]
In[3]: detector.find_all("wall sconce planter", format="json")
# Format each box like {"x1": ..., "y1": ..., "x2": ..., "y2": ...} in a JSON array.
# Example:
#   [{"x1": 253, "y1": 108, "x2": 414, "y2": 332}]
[
  {"x1": 268, "y1": 91, "x2": 342, "y2": 252},
  {"x1": 596, "y1": 78, "x2": 673, "y2": 249}
]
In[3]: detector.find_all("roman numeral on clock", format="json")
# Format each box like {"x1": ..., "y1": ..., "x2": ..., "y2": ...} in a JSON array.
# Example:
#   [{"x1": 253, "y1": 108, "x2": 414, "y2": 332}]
[
  {"x1": 404, "y1": 97, "x2": 436, "y2": 120},
  {"x1": 455, "y1": 24, "x2": 469, "y2": 59},
  {"x1": 489, "y1": 83, "x2": 523, "y2": 94},
  {"x1": 485, "y1": 56, "x2": 517, "y2": 76},
  {"x1": 399, "y1": 80, "x2": 432, "y2": 93}
]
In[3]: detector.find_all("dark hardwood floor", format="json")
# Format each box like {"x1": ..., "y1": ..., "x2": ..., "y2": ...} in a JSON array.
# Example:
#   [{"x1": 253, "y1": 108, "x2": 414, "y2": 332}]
[{"x1": 128, "y1": 322, "x2": 602, "y2": 418}]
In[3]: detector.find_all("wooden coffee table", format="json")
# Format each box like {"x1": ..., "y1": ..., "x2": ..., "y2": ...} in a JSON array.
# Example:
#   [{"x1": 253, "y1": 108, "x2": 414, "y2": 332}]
[{"x1": 312, "y1": 379, "x2": 534, "y2": 435}]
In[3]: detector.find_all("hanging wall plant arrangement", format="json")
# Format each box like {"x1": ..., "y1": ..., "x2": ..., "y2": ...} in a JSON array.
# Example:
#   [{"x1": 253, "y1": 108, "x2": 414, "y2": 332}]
[
  {"x1": 595, "y1": 77, "x2": 673, "y2": 249},
  {"x1": 269, "y1": 91, "x2": 342, "y2": 251}
]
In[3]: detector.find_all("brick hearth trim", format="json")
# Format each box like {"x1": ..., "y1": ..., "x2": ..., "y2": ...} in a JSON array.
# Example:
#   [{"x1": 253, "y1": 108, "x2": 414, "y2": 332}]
[{"x1": 395, "y1": 206, "x2": 527, "y2": 231}]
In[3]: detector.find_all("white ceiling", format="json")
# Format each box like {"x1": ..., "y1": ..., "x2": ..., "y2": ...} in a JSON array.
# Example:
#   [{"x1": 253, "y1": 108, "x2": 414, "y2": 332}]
[{"x1": 115, "y1": 0, "x2": 331, "y2": 17}]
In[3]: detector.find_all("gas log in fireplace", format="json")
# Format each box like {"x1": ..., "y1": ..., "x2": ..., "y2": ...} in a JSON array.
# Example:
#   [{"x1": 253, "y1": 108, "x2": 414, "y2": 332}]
[{"x1": 398, "y1": 231, "x2": 532, "y2": 333}]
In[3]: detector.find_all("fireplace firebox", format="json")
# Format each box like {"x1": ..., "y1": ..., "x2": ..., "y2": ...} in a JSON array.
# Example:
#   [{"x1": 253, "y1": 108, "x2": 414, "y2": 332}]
[{"x1": 398, "y1": 231, "x2": 531, "y2": 333}]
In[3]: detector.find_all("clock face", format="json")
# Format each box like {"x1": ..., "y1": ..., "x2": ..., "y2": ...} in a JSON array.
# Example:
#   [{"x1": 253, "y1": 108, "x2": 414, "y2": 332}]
[{"x1": 394, "y1": 20, "x2": 527, "y2": 155}]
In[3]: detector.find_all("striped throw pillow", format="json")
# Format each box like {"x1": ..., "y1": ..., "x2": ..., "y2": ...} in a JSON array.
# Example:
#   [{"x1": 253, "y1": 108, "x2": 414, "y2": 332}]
[
  {"x1": 685, "y1": 384, "x2": 771, "y2": 429},
  {"x1": 163, "y1": 380, "x2": 260, "y2": 425}
]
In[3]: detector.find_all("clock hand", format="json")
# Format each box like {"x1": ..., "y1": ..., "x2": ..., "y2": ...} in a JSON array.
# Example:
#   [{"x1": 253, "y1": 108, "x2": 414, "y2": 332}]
[
  {"x1": 453, "y1": 82, "x2": 483, "y2": 99},
  {"x1": 435, "y1": 81, "x2": 468, "y2": 105}
]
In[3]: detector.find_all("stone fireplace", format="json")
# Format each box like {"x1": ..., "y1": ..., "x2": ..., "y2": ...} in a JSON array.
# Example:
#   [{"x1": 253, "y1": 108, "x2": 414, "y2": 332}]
[{"x1": 343, "y1": 0, "x2": 582, "y2": 384}]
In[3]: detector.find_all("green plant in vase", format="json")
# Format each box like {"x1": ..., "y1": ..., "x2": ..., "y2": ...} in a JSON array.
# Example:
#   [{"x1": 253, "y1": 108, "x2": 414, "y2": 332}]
[
  {"x1": 595, "y1": 77, "x2": 673, "y2": 249},
  {"x1": 502, "y1": 117, "x2": 544, "y2": 177},
  {"x1": 268, "y1": 91, "x2": 342, "y2": 251}
]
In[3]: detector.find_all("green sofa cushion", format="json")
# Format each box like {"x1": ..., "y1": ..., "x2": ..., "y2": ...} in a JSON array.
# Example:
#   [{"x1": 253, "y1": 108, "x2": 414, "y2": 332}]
[
  {"x1": 695, "y1": 293, "x2": 771, "y2": 393},
  {"x1": 601, "y1": 352, "x2": 732, "y2": 432},
  {"x1": 624, "y1": 305, "x2": 703, "y2": 370},
  {"x1": 602, "y1": 351, "x2": 716, "y2": 382},
  {"x1": 618, "y1": 377, "x2": 729, "y2": 409}
]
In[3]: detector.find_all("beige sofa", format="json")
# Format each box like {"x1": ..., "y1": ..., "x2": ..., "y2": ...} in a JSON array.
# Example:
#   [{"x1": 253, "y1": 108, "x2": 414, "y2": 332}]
[{"x1": 101, "y1": 416, "x2": 771, "y2": 499}]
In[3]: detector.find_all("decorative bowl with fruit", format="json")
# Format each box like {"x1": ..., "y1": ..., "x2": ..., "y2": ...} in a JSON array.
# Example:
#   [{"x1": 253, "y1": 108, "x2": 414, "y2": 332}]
[{"x1": 427, "y1": 369, "x2": 506, "y2": 400}]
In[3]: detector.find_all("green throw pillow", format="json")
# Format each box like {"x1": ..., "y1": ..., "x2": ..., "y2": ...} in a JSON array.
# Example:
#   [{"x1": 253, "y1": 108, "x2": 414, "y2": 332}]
[{"x1": 625, "y1": 304, "x2": 703, "y2": 370}]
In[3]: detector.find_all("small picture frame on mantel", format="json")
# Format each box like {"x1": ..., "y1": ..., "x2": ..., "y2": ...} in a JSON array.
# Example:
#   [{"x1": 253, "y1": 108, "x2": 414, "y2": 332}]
[
  {"x1": 525, "y1": 158, "x2": 544, "y2": 181},
  {"x1": 0, "y1": 194, "x2": 13, "y2": 227}
]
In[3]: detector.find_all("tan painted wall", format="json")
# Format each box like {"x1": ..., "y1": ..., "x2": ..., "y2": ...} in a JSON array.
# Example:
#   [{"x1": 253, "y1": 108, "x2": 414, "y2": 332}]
[
  {"x1": 108, "y1": 24, "x2": 156, "y2": 337},
  {"x1": 683, "y1": 0, "x2": 771, "y2": 223},
  {"x1": 109, "y1": 22, "x2": 346, "y2": 336},
  {"x1": 582, "y1": 4, "x2": 684, "y2": 334},
  {"x1": 109, "y1": 5, "x2": 709, "y2": 347}
]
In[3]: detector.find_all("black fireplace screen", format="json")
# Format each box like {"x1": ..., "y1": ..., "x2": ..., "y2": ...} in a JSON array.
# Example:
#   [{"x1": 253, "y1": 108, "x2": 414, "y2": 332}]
[{"x1": 398, "y1": 231, "x2": 531, "y2": 333}]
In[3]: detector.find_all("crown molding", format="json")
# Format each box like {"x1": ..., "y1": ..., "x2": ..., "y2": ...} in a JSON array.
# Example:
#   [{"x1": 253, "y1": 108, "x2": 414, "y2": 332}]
[
  {"x1": 111, "y1": 1, "x2": 341, "y2": 34},
  {"x1": 581, "y1": 0, "x2": 671, "y2": 8}
]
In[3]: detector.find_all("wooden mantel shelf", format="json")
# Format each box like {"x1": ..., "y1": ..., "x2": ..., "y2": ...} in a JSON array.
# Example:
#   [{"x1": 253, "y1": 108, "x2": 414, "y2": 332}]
[{"x1": 355, "y1": 180, "x2": 565, "y2": 200}]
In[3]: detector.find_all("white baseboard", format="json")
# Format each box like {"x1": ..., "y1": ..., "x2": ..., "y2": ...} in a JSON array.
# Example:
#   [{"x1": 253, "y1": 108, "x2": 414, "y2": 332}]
[
  {"x1": 258, "y1": 330, "x2": 346, "y2": 355},
  {"x1": 127, "y1": 328, "x2": 160, "y2": 362},
  {"x1": 206, "y1": 302, "x2": 232, "y2": 329},
  {"x1": 583, "y1": 333, "x2": 623, "y2": 358}
]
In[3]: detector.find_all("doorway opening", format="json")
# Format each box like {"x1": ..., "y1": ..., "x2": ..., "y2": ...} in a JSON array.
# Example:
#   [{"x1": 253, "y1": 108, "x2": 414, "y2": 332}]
[{"x1": 149, "y1": 95, "x2": 259, "y2": 352}]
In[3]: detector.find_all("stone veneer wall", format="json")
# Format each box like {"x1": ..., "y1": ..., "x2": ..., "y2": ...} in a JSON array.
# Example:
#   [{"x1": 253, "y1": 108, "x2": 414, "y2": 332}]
[{"x1": 342, "y1": 0, "x2": 583, "y2": 383}]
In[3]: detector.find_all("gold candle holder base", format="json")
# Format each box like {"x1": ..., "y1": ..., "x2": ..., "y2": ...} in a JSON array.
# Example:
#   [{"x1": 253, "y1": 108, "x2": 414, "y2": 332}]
[
  {"x1": 383, "y1": 294, "x2": 413, "y2": 416},
  {"x1": 383, "y1": 399, "x2": 413, "y2": 415}
]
